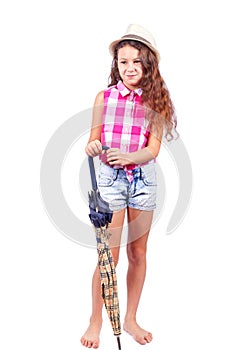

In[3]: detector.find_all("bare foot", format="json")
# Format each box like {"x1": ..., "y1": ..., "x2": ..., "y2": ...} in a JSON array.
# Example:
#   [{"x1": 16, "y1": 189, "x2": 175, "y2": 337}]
[
  {"x1": 80, "y1": 320, "x2": 102, "y2": 348},
  {"x1": 123, "y1": 319, "x2": 152, "y2": 345}
]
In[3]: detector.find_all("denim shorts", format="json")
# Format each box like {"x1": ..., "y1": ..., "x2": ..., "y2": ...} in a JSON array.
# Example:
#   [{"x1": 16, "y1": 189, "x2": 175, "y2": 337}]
[{"x1": 97, "y1": 162, "x2": 157, "y2": 212}]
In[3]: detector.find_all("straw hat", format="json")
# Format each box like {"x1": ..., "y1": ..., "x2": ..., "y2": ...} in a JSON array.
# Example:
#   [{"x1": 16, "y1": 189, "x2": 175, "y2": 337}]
[{"x1": 109, "y1": 24, "x2": 160, "y2": 62}]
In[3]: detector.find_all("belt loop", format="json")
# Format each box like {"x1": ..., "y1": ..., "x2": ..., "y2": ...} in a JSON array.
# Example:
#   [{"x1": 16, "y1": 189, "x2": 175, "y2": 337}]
[
  {"x1": 140, "y1": 168, "x2": 142, "y2": 180},
  {"x1": 113, "y1": 168, "x2": 119, "y2": 181}
]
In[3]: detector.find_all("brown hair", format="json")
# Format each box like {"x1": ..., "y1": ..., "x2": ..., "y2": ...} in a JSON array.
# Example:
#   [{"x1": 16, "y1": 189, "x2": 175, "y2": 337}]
[{"x1": 108, "y1": 40, "x2": 178, "y2": 140}]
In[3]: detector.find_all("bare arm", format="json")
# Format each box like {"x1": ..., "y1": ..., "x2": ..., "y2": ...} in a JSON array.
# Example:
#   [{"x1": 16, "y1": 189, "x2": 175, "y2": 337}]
[{"x1": 85, "y1": 91, "x2": 104, "y2": 157}]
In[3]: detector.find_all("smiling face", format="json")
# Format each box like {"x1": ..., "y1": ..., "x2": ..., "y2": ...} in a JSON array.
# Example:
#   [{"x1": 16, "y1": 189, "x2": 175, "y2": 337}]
[{"x1": 117, "y1": 44, "x2": 143, "y2": 90}]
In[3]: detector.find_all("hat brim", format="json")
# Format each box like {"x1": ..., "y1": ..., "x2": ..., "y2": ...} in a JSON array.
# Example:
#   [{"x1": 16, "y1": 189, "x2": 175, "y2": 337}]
[{"x1": 109, "y1": 35, "x2": 160, "y2": 62}]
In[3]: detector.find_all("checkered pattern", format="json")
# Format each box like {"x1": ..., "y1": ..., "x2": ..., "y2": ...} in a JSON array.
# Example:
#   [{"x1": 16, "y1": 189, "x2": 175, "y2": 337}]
[
  {"x1": 101, "y1": 81, "x2": 150, "y2": 181},
  {"x1": 102, "y1": 81, "x2": 149, "y2": 152},
  {"x1": 96, "y1": 226, "x2": 121, "y2": 336}
]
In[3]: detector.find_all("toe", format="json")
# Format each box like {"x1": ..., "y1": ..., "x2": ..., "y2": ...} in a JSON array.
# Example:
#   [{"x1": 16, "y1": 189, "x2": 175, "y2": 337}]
[
  {"x1": 145, "y1": 332, "x2": 153, "y2": 342},
  {"x1": 80, "y1": 337, "x2": 86, "y2": 346},
  {"x1": 136, "y1": 335, "x2": 147, "y2": 345},
  {"x1": 93, "y1": 340, "x2": 99, "y2": 349},
  {"x1": 145, "y1": 335, "x2": 152, "y2": 343}
]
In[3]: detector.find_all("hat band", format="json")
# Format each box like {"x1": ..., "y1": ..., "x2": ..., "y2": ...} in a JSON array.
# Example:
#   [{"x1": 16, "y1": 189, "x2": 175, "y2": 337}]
[{"x1": 121, "y1": 34, "x2": 151, "y2": 45}]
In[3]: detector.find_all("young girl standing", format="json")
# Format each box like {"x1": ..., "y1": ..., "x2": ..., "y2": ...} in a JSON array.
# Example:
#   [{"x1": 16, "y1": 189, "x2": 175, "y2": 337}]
[{"x1": 81, "y1": 24, "x2": 177, "y2": 348}]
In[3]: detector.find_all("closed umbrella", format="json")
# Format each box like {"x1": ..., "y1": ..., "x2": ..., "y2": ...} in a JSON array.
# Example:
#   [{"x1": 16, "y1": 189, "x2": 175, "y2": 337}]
[{"x1": 88, "y1": 146, "x2": 121, "y2": 350}]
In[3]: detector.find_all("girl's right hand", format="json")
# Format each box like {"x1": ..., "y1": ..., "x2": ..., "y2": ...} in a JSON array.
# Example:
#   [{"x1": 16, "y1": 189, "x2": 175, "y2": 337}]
[{"x1": 85, "y1": 140, "x2": 102, "y2": 157}]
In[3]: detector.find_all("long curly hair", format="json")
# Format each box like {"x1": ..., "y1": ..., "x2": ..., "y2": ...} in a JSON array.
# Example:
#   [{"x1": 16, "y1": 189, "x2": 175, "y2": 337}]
[{"x1": 108, "y1": 40, "x2": 178, "y2": 140}]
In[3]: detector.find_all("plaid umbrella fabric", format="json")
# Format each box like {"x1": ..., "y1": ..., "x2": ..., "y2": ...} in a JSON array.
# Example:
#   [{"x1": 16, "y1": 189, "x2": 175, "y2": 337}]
[{"x1": 88, "y1": 147, "x2": 121, "y2": 350}]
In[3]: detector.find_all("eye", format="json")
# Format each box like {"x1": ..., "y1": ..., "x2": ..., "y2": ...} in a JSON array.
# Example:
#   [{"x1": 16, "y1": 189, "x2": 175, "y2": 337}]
[
  {"x1": 120, "y1": 60, "x2": 127, "y2": 64},
  {"x1": 134, "y1": 59, "x2": 141, "y2": 64}
]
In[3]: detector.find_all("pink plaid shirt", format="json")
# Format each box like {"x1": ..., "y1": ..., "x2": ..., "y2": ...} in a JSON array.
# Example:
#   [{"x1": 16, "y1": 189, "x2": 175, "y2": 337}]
[{"x1": 101, "y1": 81, "x2": 151, "y2": 181}]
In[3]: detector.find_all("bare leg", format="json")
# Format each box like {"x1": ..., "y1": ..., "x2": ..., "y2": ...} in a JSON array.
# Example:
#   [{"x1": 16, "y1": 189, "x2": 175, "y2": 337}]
[
  {"x1": 80, "y1": 209, "x2": 125, "y2": 348},
  {"x1": 123, "y1": 208, "x2": 154, "y2": 345},
  {"x1": 80, "y1": 265, "x2": 103, "y2": 349}
]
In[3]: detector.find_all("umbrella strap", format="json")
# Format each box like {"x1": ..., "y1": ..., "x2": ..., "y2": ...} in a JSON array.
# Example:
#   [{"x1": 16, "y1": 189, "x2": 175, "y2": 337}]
[
  {"x1": 88, "y1": 156, "x2": 98, "y2": 190},
  {"x1": 88, "y1": 145, "x2": 109, "y2": 191}
]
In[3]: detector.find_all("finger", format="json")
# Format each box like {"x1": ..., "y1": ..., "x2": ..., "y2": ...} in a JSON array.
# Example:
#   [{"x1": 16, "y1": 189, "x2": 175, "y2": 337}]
[
  {"x1": 89, "y1": 141, "x2": 102, "y2": 156},
  {"x1": 87, "y1": 145, "x2": 97, "y2": 157},
  {"x1": 92, "y1": 144, "x2": 100, "y2": 154},
  {"x1": 85, "y1": 146, "x2": 93, "y2": 157},
  {"x1": 107, "y1": 149, "x2": 118, "y2": 156},
  {"x1": 95, "y1": 140, "x2": 102, "y2": 153},
  {"x1": 106, "y1": 148, "x2": 118, "y2": 154},
  {"x1": 109, "y1": 159, "x2": 120, "y2": 166},
  {"x1": 107, "y1": 154, "x2": 118, "y2": 162}
]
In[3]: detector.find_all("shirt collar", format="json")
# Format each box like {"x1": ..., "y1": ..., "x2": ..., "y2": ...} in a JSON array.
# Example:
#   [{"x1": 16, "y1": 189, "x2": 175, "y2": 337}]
[{"x1": 117, "y1": 80, "x2": 143, "y2": 97}]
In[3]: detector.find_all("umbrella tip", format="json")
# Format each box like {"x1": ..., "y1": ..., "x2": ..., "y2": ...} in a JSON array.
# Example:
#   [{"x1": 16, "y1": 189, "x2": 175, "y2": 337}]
[{"x1": 116, "y1": 335, "x2": 121, "y2": 350}]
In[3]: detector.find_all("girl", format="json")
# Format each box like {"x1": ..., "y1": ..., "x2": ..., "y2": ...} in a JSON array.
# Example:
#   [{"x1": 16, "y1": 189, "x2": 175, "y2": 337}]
[{"x1": 81, "y1": 24, "x2": 177, "y2": 348}]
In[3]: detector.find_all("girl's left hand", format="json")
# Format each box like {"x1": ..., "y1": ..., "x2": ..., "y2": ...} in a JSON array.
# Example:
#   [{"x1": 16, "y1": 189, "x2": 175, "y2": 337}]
[{"x1": 106, "y1": 148, "x2": 133, "y2": 166}]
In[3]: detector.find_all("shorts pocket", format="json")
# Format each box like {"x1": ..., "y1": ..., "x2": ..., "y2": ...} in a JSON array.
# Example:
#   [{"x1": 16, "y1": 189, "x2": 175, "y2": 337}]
[
  {"x1": 141, "y1": 167, "x2": 157, "y2": 186},
  {"x1": 98, "y1": 165, "x2": 118, "y2": 187}
]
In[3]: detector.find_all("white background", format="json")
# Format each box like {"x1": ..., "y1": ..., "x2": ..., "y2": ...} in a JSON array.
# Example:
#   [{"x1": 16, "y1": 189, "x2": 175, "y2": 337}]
[{"x1": 1, "y1": 1, "x2": 233, "y2": 349}]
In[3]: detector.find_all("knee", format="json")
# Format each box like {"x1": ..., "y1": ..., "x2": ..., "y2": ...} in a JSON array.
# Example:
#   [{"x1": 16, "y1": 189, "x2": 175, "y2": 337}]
[
  {"x1": 127, "y1": 245, "x2": 146, "y2": 265},
  {"x1": 111, "y1": 251, "x2": 120, "y2": 267}
]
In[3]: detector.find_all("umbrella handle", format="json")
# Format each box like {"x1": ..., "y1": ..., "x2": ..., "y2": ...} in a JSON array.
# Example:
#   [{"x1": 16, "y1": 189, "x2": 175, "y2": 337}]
[{"x1": 88, "y1": 145, "x2": 109, "y2": 191}]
